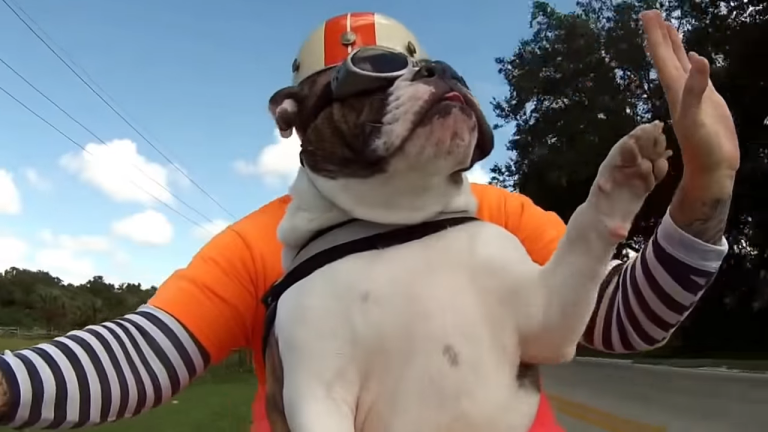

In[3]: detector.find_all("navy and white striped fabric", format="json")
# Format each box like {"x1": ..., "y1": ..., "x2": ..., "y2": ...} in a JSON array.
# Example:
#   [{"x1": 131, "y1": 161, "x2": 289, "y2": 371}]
[
  {"x1": 0, "y1": 306, "x2": 209, "y2": 429},
  {"x1": 581, "y1": 211, "x2": 728, "y2": 351}
]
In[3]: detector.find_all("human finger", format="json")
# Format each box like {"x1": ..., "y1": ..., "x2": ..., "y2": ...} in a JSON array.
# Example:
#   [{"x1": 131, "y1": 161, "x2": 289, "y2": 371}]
[
  {"x1": 640, "y1": 10, "x2": 684, "y2": 79},
  {"x1": 665, "y1": 22, "x2": 691, "y2": 73},
  {"x1": 641, "y1": 10, "x2": 684, "y2": 112},
  {"x1": 679, "y1": 52, "x2": 710, "y2": 115}
]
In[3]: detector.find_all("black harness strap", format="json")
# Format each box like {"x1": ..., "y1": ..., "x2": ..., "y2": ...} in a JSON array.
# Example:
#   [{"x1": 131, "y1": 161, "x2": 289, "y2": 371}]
[{"x1": 260, "y1": 216, "x2": 478, "y2": 359}]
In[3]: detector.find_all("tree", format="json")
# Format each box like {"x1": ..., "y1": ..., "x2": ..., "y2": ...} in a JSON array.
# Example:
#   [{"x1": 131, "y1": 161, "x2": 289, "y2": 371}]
[
  {"x1": 0, "y1": 267, "x2": 158, "y2": 332},
  {"x1": 35, "y1": 289, "x2": 68, "y2": 331},
  {"x1": 491, "y1": 0, "x2": 768, "y2": 355}
]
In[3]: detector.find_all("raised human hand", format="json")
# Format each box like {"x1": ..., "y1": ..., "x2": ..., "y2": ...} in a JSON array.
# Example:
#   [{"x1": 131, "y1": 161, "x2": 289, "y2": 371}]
[{"x1": 640, "y1": 10, "x2": 739, "y2": 178}]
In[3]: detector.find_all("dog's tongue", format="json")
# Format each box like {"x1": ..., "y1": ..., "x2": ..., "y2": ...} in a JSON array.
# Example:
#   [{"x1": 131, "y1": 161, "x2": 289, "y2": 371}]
[{"x1": 442, "y1": 92, "x2": 465, "y2": 105}]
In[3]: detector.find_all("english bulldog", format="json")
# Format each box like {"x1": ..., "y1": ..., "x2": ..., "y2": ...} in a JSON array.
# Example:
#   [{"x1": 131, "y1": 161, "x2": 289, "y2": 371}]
[{"x1": 263, "y1": 62, "x2": 670, "y2": 432}]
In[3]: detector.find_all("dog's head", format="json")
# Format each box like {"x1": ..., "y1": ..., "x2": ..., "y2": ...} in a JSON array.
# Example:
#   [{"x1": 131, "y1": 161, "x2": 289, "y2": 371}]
[{"x1": 268, "y1": 61, "x2": 494, "y2": 224}]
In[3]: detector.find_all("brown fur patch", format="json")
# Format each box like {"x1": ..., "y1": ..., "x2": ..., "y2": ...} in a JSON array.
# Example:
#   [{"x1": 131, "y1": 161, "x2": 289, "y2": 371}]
[
  {"x1": 442, "y1": 344, "x2": 460, "y2": 368},
  {"x1": 265, "y1": 329, "x2": 292, "y2": 432},
  {"x1": 299, "y1": 78, "x2": 391, "y2": 179},
  {"x1": 267, "y1": 63, "x2": 494, "y2": 181},
  {"x1": 516, "y1": 363, "x2": 542, "y2": 392},
  {"x1": 269, "y1": 70, "x2": 391, "y2": 180}
]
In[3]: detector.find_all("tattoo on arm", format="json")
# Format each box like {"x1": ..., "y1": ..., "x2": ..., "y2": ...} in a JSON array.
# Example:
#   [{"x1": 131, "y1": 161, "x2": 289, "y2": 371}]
[
  {"x1": 678, "y1": 196, "x2": 731, "y2": 245},
  {"x1": 669, "y1": 174, "x2": 733, "y2": 245}
]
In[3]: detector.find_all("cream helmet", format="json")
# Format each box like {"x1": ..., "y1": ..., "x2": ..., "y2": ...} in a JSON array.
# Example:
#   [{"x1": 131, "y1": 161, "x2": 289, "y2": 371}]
[{"x1": 291, "y1": 12, "x2": 429, "y2": 86}]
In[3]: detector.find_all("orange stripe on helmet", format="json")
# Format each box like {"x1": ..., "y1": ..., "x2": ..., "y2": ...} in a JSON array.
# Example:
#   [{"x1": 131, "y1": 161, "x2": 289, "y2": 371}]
[
  {"x1": 322, "y1": 12, "x2": 377, "y2": 68},
  {"x1": 349, "y1": 12, "x2": 377, "y2": 50},
  {"x1": 322, "y1": 14, "x2": 349, "y2": 68}
]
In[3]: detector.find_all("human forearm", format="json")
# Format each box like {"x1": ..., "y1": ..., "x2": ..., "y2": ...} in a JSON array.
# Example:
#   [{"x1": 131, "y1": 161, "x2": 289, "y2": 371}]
[
  {"x1": 581, "y1": 210, "x2": 727, "y2": 352},
  {"x1": 0, "y1": 306, "x2": 210, "y2": 429},
  {"x1": 669, "y1": 170, "x2": 735, "y2": 245},
  {"x1": 0, "y1": 370, "x2": 9, "y2": 418}
]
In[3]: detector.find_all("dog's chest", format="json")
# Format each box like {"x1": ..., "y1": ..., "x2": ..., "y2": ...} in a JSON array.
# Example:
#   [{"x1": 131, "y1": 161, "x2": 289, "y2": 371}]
[
  {"x1": 277, "y1": 222, "x2": 518, "y2": 352},
  {"x1": 273, "y1": 222, "x2": 542, "y2": 432}
]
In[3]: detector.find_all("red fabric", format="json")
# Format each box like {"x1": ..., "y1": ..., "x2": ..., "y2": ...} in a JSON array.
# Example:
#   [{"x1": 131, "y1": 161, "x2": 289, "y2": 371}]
[
  {"x1": 530, "y1": 393, "x2": 565, "y2": 432},
  {"x1": 250, "y1": 390, "x2": 563, "y2": 431},
  {"x1": 250, "y1": 387, "x2": 270, "y2": 432}
]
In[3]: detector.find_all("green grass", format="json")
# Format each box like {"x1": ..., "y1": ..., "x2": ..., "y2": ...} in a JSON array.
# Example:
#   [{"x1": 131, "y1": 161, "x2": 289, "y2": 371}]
[
  {"x1": 91, "y1": 375, "x2": 257, "y2": 431},
  {"x1": 0, "y1": 375, "x2": 257, "y2": 431},
  {"x1": 0, "y1": 338, "x2": 48, "y2": 351}
]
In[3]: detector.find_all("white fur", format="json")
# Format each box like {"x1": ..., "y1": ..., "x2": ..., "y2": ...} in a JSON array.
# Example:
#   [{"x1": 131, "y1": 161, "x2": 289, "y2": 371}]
[
  {"x1": 291, "y1": 73, "x2": 479, "y2": 226},
  {"x1": 371, "y1": 69, "x2": 435, "y2": 157},
  {"x1": 274, "y1": 81, "x2": 667, "y2": 431},
  {"x1": 278, "y1": 168, "x2": 477, "y2": 269}
]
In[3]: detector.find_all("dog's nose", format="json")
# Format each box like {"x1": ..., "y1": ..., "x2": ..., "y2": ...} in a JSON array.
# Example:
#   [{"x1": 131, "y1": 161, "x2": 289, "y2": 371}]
[
  {"x1": 412, "y1": 62, "x2": 440, "y2": 81},
  {"x1": 412, "y1": 61, "x2": 470, "y2": 90},
  {"x1": 413, "y1": 61, "x2": 454, "y2": 81}
]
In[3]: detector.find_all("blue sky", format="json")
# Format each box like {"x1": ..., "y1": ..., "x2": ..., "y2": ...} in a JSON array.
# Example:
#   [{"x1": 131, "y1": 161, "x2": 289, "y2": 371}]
[{"x1": 0, "y1": 0, "x2": 576, "y2": 286}]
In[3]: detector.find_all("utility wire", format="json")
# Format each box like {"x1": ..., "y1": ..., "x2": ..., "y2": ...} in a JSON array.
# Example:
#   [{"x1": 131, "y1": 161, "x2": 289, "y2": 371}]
[
  {"x1": 0, "y1": 83, "x2": 216, "y2": 235},
  {"x1": 2, "y1": 0, "x2": 238, "y2": 220},
  {"x1": 0, "y1": 56, "x2": 220, "y2": 227},
  {"x1": 10, "y1": 0, "x2": 130, "y2": 122}
]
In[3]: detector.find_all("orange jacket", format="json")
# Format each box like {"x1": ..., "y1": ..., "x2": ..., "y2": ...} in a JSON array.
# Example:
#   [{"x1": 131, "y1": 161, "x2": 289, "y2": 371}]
[{"x1": 149, "y1": 183, "x2": 566, "y2": 431}]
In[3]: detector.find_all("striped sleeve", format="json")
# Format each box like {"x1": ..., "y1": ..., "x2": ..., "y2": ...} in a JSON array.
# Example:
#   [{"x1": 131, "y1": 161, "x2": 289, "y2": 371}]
[
  {"x1": 581, "y1": 211, "x2": 728, "y2": 353},
  {"x1": 0, "y1": 305, "x2": 210, "y2": 429}
]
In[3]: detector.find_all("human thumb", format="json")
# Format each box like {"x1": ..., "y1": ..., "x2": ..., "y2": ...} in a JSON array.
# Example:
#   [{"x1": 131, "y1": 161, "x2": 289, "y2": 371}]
[{"x1": 680, "y1": 52, "x2": 710, "y2": 113}]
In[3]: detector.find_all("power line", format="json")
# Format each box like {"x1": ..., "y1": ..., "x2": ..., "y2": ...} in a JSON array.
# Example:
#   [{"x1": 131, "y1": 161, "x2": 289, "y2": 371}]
[
  {"x1": 9, "y1": 0, "x2": 129, "y2": 120},
  {"x1": 2, "y1": 0, "x2": 238, "y2": 220},
  {"x1": 0, "y1": 56, "x2": 220, "y2": 227},
  {"x1": 0, "y1": 83, "x2": 217, "y2": 235}
]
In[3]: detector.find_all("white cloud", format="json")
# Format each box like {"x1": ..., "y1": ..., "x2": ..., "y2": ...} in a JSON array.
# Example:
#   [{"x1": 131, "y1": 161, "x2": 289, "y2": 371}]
[
  {"x1": 112, "y1": 250, "x2": 131, "y2": 266},
  {"x1": 111, "y1": 209, "x2": 174, "y2": 246},
  {"x1": 59, "y1": 139, "x2": 173, "y2": 205},
  {"x1": 192, "y1": 219, "x2": 231, "y2": 241},
  {"x1": 167, "y1": 163, "x2": 192, "y2": 189},
  {"x1": 35, "y1": 248, "x2": 97, "y2": 284},
  {"x1": 36, "y1": 230, "x2": 117, "y2": 284},
  {"x1": 466, "y1": 163, "x2": 491, "y2": 184},
  {"x1": 38, "y1": 229, "x2": 112, "y2": 252},
  {"x1": 233, "y1": 129, "x2": 301, "y2": 185},
  {"x1": 21, "y1": 168, "x2": 51, "y2": 191},
  {"x1": 0, "y1": 169, "x2": 21, "y2": 215},
  {"x1": 0, "y1": 232, "x2": 115, "y2": 285},
  {"x1": 0, "y1": 236, "x2": 30, "y2": 271}
]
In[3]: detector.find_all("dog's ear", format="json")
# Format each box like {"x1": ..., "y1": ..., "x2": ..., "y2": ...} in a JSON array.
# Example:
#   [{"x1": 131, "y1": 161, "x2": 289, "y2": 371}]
[{"x1": 268, "y1": 86, "x2": 302, "y2": 138}]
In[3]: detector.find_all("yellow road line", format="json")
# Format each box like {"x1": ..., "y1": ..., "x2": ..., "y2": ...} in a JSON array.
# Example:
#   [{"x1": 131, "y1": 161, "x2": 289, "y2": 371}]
[{"x1": 549, "y1": 394, "x2": 666, "y2": 432}]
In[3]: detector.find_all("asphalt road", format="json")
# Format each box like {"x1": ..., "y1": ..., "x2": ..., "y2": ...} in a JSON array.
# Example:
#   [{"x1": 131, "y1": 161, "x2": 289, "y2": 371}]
[{"x1": 541, "y1": 359, "x2": 768, "y2": 432}]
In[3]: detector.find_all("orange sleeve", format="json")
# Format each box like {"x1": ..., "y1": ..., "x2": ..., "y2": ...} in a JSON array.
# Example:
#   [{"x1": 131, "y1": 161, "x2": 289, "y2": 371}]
[
  {"x1": 472, "y1": 183, "x2": 566, "y2": 265},
  {"x1": 148, "y1": 196, "x2": 290, "y2": 366}
]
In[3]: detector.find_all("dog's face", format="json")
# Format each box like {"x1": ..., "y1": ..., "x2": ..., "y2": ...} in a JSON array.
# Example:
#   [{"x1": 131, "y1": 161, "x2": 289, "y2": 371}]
[{"x1": 268, "y1": 61, "x2": 494, "y2": 223}]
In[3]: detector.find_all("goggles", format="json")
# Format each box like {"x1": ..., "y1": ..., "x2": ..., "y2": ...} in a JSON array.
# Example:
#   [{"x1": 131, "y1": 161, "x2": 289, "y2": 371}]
[{"x1": 330, "y1": 46, "x2": 470, "y2": 100}]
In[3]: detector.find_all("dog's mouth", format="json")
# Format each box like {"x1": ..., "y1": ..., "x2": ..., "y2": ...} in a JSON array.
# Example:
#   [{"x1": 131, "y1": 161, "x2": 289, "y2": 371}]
[
  {"x1": 363, "y1": 88, "x2": 471, "y2": 149},
  {"x1": 414, "y1": 86, "x2": 474, "y2": 130},
  {"x1": 427, "y1": 83, "x2": 472, "y2": 113},
  {"x1": 440, "y1": 91, "x2": 466, "y2": 106}
]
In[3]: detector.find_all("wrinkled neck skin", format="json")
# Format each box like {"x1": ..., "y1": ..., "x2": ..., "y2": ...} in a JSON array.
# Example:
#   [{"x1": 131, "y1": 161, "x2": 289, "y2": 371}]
[{"x1": 277, "y1": 166, "x2": 478, "y2": 270}]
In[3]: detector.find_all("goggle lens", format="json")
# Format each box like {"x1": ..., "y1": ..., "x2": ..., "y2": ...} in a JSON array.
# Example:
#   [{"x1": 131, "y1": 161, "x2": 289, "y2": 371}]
[
  {"x1": 349, "y1": 48, "x2": 412, "y2": 74},
  {"x1": 330, "y1": 47, "x2": 471, "y2": 101}
]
